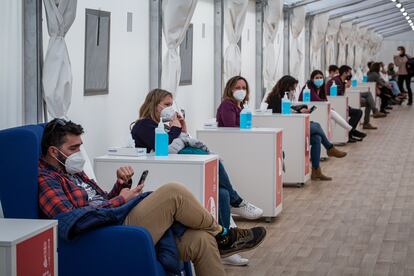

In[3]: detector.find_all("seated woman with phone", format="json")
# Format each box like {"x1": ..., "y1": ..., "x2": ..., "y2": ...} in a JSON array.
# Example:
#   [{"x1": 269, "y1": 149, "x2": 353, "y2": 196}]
[
  {"x1": 299, "y1": 70, "x2": 366, "y2": 143},
  {"x1": 130, "y1": 89, "x2": 264, "y2": 266},
  {"x1": 266, "y1": 75, "x2": 348, "y2": 181}
]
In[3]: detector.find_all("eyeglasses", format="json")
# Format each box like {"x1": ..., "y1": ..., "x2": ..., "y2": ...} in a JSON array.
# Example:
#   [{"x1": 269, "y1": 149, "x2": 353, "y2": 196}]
[{"x1": 48, "y1": 118, "x2": 68, "y2": 133}]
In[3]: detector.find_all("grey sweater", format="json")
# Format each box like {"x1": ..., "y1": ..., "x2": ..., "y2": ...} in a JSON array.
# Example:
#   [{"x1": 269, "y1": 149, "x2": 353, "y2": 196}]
[{"x1": 367, "y1": 71, "x2": 387, "y2": 87}]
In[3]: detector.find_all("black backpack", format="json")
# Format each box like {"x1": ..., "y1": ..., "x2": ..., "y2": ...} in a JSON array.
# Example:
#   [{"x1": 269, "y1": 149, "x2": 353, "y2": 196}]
[{"x1": 406, "y1": 57, "x2": 414, "y2": 77}]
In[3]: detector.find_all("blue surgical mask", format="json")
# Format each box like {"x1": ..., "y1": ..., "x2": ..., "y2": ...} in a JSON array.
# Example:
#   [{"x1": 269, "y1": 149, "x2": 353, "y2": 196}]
[{"x1": 313, "y1": 79, "x2": 324, "y2": 88}]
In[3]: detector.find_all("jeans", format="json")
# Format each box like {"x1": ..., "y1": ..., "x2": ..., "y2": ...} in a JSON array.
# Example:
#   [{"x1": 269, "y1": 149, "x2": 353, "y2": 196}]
[
  {"x1": 179, "y1": 151, "x2": 243, "y2": 230},
  {"x1": 360, "y1": 92, "x2": 378, "y2": 124},
  {"x1": 218, "y1": 161, "x2": 244, "y2": 228},
  {"x1": 389, "y1": 80, "x2": 401, "y2": 96},
  {"x1": 310, "y1": 122, "x2": 333, "y2": 169},
  {"x1": 219, "y1": 161, "x2": 243, "y2": 207},
  {"x1": 398, "y1": 75, "x2": 412, "y2": 103},
  {"x1": 218, "y1": 188, "x2": 231, "y2": 228}
]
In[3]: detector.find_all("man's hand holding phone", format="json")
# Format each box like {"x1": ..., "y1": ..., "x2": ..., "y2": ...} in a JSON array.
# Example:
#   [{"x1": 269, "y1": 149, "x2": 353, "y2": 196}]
[{"x1": 119, "y1": 170, "x2": 148, "y2": 203}]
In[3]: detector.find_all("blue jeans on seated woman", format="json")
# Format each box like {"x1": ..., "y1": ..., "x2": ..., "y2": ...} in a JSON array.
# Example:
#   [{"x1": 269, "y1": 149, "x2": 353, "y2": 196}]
[
  {"x1": 310, "y1": 122, "x2": 333, "y2": 169},
  {"x1": 178, "y1": 147, "x2": 243, "y2": 228},
  {"x1": 389, "y1": 80, "x2": 401, "y2": 96}
]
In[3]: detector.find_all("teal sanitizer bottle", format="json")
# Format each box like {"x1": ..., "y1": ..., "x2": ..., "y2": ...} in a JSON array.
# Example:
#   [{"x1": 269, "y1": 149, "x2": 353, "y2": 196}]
[
  {"x1": 240, "y1": 104, "x2": 252, "y2": 129},
  {"x1": 155, "y1": 119, "x2": 168, "y2": 156}
]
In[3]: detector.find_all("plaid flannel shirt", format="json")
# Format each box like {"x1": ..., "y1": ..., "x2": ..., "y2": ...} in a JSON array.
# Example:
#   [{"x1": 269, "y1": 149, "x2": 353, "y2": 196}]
[{"x1": 38, "y1": 159, "x2": 129, "y2": 218}]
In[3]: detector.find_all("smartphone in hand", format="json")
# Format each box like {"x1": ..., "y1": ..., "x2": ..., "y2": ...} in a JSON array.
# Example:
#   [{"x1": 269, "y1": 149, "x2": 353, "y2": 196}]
[
  {"x1": 309, "y1": 106, "x2": 317, "y2": 113},
  {"x1": 137, "y1": 170, "x2": 149, "y2": 187}
]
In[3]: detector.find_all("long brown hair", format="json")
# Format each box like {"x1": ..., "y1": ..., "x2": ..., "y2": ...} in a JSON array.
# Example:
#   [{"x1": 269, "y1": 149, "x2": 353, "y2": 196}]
[
  {"x1": 266, "y1": 75, "x2": 298, "y2": 103},
  {"x1": 223, "y1": 76, "x2": 250, "y2": 106},
  {"x1": 135, "y1": 89, "x2": 173, "y2": 125}
]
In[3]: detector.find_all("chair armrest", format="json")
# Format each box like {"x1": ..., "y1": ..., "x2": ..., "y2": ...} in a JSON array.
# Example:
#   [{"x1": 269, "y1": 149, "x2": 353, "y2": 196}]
[{"x1": 58, "y1": 225, "x2": 165, "y2": 276}]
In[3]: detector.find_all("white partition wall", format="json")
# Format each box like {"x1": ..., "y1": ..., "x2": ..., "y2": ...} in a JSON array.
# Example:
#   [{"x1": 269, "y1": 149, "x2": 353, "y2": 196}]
[
  {"x1": 0, "y1": 0, "x2": 23, "y2": 130},
  {"x1": 42, "y1": 0, "x2": 151, "y2": 161}
]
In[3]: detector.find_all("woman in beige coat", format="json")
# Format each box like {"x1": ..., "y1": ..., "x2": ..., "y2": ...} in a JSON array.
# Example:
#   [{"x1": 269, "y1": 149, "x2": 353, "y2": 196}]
[{"x1": 394, "y1": 46, "x2": 412, "y2": 105}]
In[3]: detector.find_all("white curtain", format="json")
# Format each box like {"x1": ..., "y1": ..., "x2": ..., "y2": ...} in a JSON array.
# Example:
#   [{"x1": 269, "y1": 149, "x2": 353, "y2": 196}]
[
  {"x1": 354, "y1": 27, "x2": 367, "y2": 69},
  {"x1": 289, "y1": 6, "x2": 306, "y2": 84},
  {"x1": 263, "y1": 0, "x2": 283, "y2": 91},
  {"x1": 0, "y1": 0, "x2": 23, "y2": 129},
  {"x1": 371, "y1": 33, "x2": 383, "y2": 61},
  {"x1": 337, "y1": 22, "x2": 352, "y2": 66},
  {"x1": 346, "y1": 25, "x2": 358, "y2": 69},
  {"x1": 366, "y1": 31, "x2": 376, "y2": 62},
  {"x1": 310, "y1": 13, "x2": 329, "y2": 71},
  {"x1": 223, "y1": 0, "x2": 248, "y2": 82},
  {"x1": 161, "y1": 0, "x2": 197, "y2": 95},
  {"x1": 43, "y1": 0, "x2": 77, "y2": 119},
  {"x1": 361, "y1": 29, "x2": 373, "y2": 71},
  {"x1": 325, "y1": 19, "x2": 341, "y2": 72}
]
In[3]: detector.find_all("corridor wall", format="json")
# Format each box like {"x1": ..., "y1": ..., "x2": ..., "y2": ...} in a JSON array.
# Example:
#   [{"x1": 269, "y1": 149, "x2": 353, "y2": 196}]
[
  {"x1": 42, "y1": 0, "x2": 150, "y2": 161},
  {"x1": 0, "y1": 0, "x2": 23, "y2": 130}
]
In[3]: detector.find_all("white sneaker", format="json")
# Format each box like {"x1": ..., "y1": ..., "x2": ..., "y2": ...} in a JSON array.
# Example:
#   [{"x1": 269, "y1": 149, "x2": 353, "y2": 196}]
[
  {"x1": 231, "y1": 201, "x2": 263, "y2": 220},
  {"x1": 221, "y1": 254, "x2": 249, "y2": 266}
]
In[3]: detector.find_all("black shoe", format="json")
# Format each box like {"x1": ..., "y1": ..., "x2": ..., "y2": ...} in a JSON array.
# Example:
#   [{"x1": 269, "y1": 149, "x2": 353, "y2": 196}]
[
  {"x1": 408, "y1": 102, "x2": 413, "y2": 106},
  {"x1": 348, "y1": 137, "x2": 357, "y2": 143},
  {"x1": 351, "y1": 136, "x2": 363, "y2": 142},
  {"x1": 216, "y1": 227, "x2": 266, "y2": 258},
  {"x1": 350, "y1": 130, "x2": 367, "y2": 138},
  {"x1": 385, "y1": 106, "x2": 393, "y2": 110},
  {"x1": 380, "y1": 109, "x2": 390, "y2": 114}
]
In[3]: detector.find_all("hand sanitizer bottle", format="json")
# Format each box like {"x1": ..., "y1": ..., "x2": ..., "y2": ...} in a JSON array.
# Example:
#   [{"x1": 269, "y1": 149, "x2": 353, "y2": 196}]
[
  {"x1": 303, "y1": 85, "x2": 311, "y2": 103},
  {"x1": 281, "y1": 92, "x2": 291, "y2": 115},
  {"x1": 351, "y1": 76, "x2": 358, "y2": 87},
  {"x1": 240, "y1": 104, "x2": 252, "y2": 129},
  {"x1": 330, "y1": 82, "x2": 338, "y2": 96},
  {"x1": 155, "y1": 118, "x2": 168, "y2": 156}
]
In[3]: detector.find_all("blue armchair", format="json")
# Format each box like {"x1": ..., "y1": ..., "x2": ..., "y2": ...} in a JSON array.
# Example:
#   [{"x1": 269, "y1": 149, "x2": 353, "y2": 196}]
[{"x1": 0, "y1": 124, "x2": 192, "y2": 276}]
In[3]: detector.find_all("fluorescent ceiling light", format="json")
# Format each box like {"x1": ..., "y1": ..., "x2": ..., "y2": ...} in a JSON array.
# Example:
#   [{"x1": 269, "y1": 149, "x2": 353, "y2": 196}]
[
  {"x1": 401, "y1": 7, "x2": 406, "y2": 12},
  {"x1": 409, "y1": 19, "x2": 413, "y2": 23},
  {"x1": 403, "y1": 12, "x2": 408, "y2": 16},
  {"x1": 396, "y1": 3, "x2": 402, "y2": 8},
  {"x1": 391, "y1": 0, "x2": 396, "y2": 2},
  {"x1": 407, "y1": 16, "x2": 410, "y2": 20}
]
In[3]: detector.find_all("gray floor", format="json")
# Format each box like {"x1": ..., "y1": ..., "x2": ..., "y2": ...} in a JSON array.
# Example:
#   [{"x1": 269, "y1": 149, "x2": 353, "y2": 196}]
[{"x1": 225, "y1": 103, "x2": 414, "y2": 276}]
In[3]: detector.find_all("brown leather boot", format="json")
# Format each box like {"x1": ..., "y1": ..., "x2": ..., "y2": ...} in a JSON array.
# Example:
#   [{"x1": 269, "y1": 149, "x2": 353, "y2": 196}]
[
  {"x1": 363, "y1": 123, "x2": 378, "y2": 130},
  {"x1": 327, "y1": 147, "x2": 347, "y2": 158},
  {"x1": 373, "y1": 111, "x2": 386, "y2": 118},
  {"x1": 311, "y1": 167, "x2": 332, "y2": 181}
]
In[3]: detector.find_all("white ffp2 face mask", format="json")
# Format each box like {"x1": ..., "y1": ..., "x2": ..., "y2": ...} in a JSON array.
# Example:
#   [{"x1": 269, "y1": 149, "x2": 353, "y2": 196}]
[
  {"x1": 54, "y1": 150, "x2": 86, "y2": 174},
  {"x1": 233, "y1": 89, "x2": 246, "y2": 102},
  {"x1": 160, "y1": 106, "x2": 176, "y2": 122}
]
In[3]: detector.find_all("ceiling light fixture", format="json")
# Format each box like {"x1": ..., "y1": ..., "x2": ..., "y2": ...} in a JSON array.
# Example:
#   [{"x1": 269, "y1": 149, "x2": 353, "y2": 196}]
[
  {"x1": 403, "y1": 12, "x2": 408, "y2": 16},
  {"x1": 396, "y1": 3, "x2": 402, "y2": 8},
  {"x1": 401, "y1": 7, "x2": 406, "y2": 12}
]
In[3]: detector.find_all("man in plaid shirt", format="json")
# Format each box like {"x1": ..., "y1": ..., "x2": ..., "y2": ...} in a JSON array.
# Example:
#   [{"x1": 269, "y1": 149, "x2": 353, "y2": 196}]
[{"x1": 38, "y1": 119, "x2": 266, "y2": 276}]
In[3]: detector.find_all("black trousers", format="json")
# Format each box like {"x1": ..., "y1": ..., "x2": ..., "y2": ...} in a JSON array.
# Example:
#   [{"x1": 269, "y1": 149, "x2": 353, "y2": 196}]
[
  {"x1": 398, "y1": 75, "x2": 412, "y2": 103},
  {"x1": 379, "y1": 87, "x2": 392, "y2": 111},
  {"x1": 348, "y1": 106, "x2": 363, "y2": 129}
]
